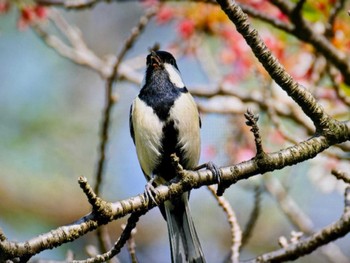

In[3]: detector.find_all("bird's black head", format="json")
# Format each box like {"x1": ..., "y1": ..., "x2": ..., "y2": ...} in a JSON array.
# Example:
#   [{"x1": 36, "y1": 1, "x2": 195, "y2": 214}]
[
  {"x1": 143, "y1": 50, "x2": 185, "y2": 90},
  {"x1": 146, "y1": 50, "x2": 179, "y2": 71}
]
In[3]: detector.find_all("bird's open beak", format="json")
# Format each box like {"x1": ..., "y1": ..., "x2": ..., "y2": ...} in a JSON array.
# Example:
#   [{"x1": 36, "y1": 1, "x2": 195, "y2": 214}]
[{"x1": 150, "y1": 51, "x2": 162, "y2": 68}]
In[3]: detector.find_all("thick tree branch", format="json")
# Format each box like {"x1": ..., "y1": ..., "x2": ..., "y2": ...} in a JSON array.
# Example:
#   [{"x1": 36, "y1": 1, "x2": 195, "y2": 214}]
[
  {"x1": 1, "y1": 120, "x2": 349, "y2": 261},
  {"x1": 3, "y1": 1, "x2": 350, "y2": 262},
  {"x1": 216, "y1": 0, "x2": 338, "y2": 134}
]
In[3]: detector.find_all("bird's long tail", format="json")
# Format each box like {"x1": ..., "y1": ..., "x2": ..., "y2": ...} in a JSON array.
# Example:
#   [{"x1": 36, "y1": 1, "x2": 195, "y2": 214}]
[{"x1": 164, "y1": 193, "x2": 205, "y2": 263}]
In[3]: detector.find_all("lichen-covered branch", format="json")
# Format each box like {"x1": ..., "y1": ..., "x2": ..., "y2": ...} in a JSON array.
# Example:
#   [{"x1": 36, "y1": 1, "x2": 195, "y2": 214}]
[
  {"x1": 1, "y1": 117, "x2": 349, "y2": 261},
  {"x1": 244, "y1": 186, "x2": 350, "y2": 263},
  {"x1": 270, "y1": 0, "x2": 350, "y2": 85},
  {"x1": 216, "y1": 0, "x2": 335, "y2": 133}
]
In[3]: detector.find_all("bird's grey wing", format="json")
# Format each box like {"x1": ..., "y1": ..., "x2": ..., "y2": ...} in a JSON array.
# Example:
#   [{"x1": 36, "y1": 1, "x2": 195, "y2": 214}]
[{"x1": 129, "y1": 103, "x2": 135, "y2": 144}]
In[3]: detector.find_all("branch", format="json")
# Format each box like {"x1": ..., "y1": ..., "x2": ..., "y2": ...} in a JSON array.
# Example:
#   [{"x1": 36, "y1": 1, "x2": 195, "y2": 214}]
[
  {"x1": 244, "y1": 186, "x2": 350, "y2": 262},
  {"x1": 208, "y1": 186, "x2": 241, "y2": 263},
  {"x1": 332, "y1": 169, "x2": 350, "y2": 184},
  {"x1": 35, "y1": 0, "x2": 104, "y2": 9},
  {"x1": 241, "y1": 186, "x2": 262, "y2": 248},
  {"x1": 93, "y1": 5, "x2": 158, "y2": 195},
  {"x1": 33, "y1": 10, "x2": 115, "y2": 79},
  {"x1": 74, "y1": 212, "x2": 144, "y2": 263},
  {"x1": 216, "y1": 0, "x2": 337, "y2": 134},
  {"x1": 270, "y1": 0, "x2": 350, "y2": 85},
  {"x1": 1, "y1": 118, "x2": 348, "y2": 261},
  {"x1": 191, "y1": 83, "x2": 315, "y2": 134},
  {"x1": 328, "y1": 68, "x2": 350, "y2": 107},
  {"x1": 244, "y1": 109, "x2": 264, "y2": 155},
  {"x1": 264, "y1": 176, "x2": 313, "y2": 233},
  {"x1": 264, "y1": 174, "x2": 349, "y2": 263},
  {"x1": 91, "y1": 5, "x2": 158, "y2": 253},
  {"x1": 325, "y1": 0, "x2": 346, "y2": 38},
  {"x1": 239, "y1": 3, "x2": 293, "y2": 33},
  {"x1": 33, "y1": 10, "x2": 144, "y2": 83}
]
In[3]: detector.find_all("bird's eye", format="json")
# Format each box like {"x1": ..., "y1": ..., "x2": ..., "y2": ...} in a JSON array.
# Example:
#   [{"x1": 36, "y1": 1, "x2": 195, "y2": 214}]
[{"x1": 170, "y1": 59, "x2": 175, "y2": 65}]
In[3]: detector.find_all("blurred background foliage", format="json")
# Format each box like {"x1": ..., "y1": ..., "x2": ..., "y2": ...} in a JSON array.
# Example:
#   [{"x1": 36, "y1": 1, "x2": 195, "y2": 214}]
[{"x1": 0, "y1": 1, "x2": 349, "y2": 262}]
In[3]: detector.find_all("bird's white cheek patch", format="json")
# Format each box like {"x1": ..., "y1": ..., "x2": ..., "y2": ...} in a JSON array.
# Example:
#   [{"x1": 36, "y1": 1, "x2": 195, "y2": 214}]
[{"x1": 164, "y1": 63, "x2": 185, "y2": 88}]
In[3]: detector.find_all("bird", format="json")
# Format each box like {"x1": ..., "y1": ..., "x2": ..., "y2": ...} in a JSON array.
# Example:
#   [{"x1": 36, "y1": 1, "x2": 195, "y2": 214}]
[{"x1": 129, "y1": 50, "x2": 206, "y2": 263}]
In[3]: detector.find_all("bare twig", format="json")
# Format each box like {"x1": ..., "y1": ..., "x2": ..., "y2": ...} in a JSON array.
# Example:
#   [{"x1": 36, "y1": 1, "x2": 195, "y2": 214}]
[
  {"x1": 270, "y1": 0, "x2": 350, "y2": 86},
  {"x1": 244, "y1": 109, "x2": 264, "y2": 155},
  {"x1": 216, "y1": 0, "x2": 334, "y2": 133},
  {"x1": 74, "y1": 212, "x2": 144, "y2": 263},
  {"x1": 264, "y1": 176, "x2": 314, "y2": 234},
  {"x1": 93, "y1": 5, "x2": 159, "y2": 195},
  {"x1": 264, "y1": 175, "x2": 348, "y2": 262},
  {"x1": 92, "y1": 5, "x2": 158, "y2": 254},
  {"x1": 208, "y1": 185, "x2": 241, "y2": 263},
  {"x1": 244, "y1": 186, "x2": 350, "y2": 263},
  {"x1": 126, "y1": 227, "x2": 138, "y2": 263},
  {"x1": 328, "y1": 67, "x2": 350, "y2": 107},
  {"x1": 239, "y1": 3, "x2": 293, "y2": 32},
  {"x1": 36, "y1": 0, "x2": 103, "y2": 9},
  {"x1": 33, "y1": 9, "x2": 144, "y2": 83},
  {"x1": 191, "y1": 83, "x2": 315, "y2": 134},
  {"x1": 241, "y1": 186, "x2": 262, "y2": 248},
  {"x1": 33, "y1": 10, "x2": 115, "y2": 78},
  {"x1": 332, "y1": 169, "x2": 350, "y2": 184},
  {"x1": 0, "y1": 121, "x2": 349, "y2": 262},
  {"x1": 325, "y1": 0, "x2": 346, "y2": 38}
]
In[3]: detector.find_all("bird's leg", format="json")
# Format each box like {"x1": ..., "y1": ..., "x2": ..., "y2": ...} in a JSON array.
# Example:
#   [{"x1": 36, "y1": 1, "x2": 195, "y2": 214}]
[{"x1": 195, "y1": 161, "x2": 225, "y2": 195}]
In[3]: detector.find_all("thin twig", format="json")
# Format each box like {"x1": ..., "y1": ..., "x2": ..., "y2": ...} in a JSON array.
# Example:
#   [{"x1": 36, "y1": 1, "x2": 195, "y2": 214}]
[
  {"x1": 216, "y1": 0, "x2": 333, "y2": 133},
  {"x1": 264, "y1": 175, "x2": 314, "y2": 234},
  {"x1": 239, "y1": 3, "x2": 293, "y2": 32},
  {"x1": 36, "y1": 0, "x2": 102, "y2": 9},
  {"x1": 93, "y1": 5, "x2": 159, "y2": 196},
  {"x1": 264, "y1": 175, "x2": 348, "y2": 262},
  {"x1": 126, "y1": 227, "x2": 138, "y2": 263},
  {"x1": 244, "y1": 109, "x2": 264, "y2": 155},
  {"x1": 270, "y1": 0, "x2": 350, "y2": 86},
  {"x1": 1, "y1": 124, "x2": 349, "y2": 261},
  {"x1": 208, "y1": 185, "x2": 241, "y2": 263},
  {"x1": 332, "y1": 169, "x2": 350, "y2": 184},
  {"x1": 241, "y1": 186, "x2": 262, "y2": 248},
  {"x1": 325, "y1": 0, "x2": 346, "y2": 38},
  {"x1": 244, "y1": 186, "x2": 350, "y2": 263},
  {"x1": 328, "y1": 67, "x2": 350, "y2": 107},
  {"x1": 92, "y1": 5, "x2": 159, "y2": 254},
  {"x1": 73, "y1": 212, "x2": 144, "y2": 263}
]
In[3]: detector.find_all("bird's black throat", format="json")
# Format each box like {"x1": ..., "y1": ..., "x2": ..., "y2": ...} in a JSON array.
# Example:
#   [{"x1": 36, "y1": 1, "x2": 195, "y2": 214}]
[
  {"x1": 139, "y1": 70, "x2": 189, "y2": 181},
  {"x1": 139, "y1": 70, "x2": 187, "y2": 121}
]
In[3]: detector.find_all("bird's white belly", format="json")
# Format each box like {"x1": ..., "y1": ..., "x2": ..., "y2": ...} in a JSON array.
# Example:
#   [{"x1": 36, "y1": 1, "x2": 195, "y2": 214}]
[
  {"x1": 132, "y1": 97, "x2": 163, "y2": 178},
  {"x1": 132, "y1": 92, "x2": 201, "y2": 178},
  {"x1": 169, "y1": 93, "x2": 201, "y2": 169}
]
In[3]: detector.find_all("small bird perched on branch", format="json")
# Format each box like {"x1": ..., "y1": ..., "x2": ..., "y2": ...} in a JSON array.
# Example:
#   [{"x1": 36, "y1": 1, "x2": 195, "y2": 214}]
[{"x1": 129, "y1": 50, "x2": 206, "y2": 262}]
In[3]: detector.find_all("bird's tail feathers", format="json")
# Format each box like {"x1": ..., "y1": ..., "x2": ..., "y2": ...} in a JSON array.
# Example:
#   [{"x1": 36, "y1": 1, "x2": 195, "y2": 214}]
[{"x1": 164, "y1": 193, "x2": 205, "y2": 263}]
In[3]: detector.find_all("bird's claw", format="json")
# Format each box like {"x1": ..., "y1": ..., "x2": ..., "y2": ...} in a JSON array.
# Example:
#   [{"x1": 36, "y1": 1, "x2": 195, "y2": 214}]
[
  {"x1": 144, "y1": 181, "x2": 158, "y2": 206},
  {"x1": 196, "y1": 161, "x2": 225, "y2": 196}
]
